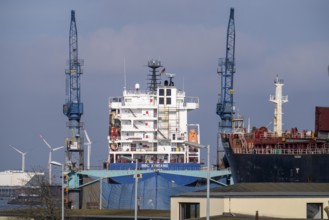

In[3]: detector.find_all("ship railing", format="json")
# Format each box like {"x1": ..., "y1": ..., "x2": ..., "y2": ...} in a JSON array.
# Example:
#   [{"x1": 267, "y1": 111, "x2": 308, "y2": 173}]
[
  {"x1": 109, "y1": 97, "x2": 123, "y2": 104},
  {"x1": 177, "y1": 90, "x2": 185, "y2": 95},
  {"x1": 226, "y1": 133, "x2": 298, "y2": 141},
  {"x1": 184, "y1": 97, "x2": 199, "y2": 105},
  {"x1": 250, "y1": 132, "x2": 313, "y2": 139},
  {"x1": 123, "y1": 89, "x2": 156, "y2": 95},
  {"x1": 111, "y1": 146, "x2": 156, "y2": 152},
  {"x1": 232, "y1": 147, "x2": 329, "y2": 155}
]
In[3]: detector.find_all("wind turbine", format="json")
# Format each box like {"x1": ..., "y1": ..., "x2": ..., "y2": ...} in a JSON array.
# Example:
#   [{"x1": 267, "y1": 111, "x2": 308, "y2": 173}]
[
  {"x1": 84, "y1": 129, "x2": 92, "y2": 170},
  {"x1": 40, "y1": 135, "x2": 64, "y2": 185},
  {"x1": 9, "y1": 145, "x2": 27, "y2": 172}
]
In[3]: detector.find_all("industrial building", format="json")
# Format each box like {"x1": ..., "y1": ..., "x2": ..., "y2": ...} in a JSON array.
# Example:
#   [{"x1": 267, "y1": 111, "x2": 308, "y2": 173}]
[
  {"x1": 171, "y1": 183, "x2": 329, "y2": 219},
  {"x1": 0, "y1": 170, "x2": 44, "y2": 197}
]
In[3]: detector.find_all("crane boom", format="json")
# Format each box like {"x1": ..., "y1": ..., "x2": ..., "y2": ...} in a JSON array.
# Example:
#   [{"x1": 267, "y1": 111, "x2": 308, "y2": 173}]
[
  {"x1": 217, "y1": 8, "x2": 235, "y2": 130},
  {"x1": 64, "y1": 10, "x2": 83, "y2": 122},
  {"x1": 216, "y1": 8, "x2": 236, "y2": 168}
]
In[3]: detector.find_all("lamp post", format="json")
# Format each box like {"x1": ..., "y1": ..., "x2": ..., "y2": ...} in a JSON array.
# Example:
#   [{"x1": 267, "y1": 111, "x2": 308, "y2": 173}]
[
  {"x1": 185, "y1": 142, "x2": 210, "y2": 220},
  {"x1": 134, "y1": 159, "x2": 138, "y2": 220},
  {"x1": 121, "y1": 156, "x2": 138, "y2": 220},
  {"x1": 99, "y1": 177, "x2": 103, "y2": 210},
  {"x1": 51, "y1": 161, "x2": 64, "y2": 220}
]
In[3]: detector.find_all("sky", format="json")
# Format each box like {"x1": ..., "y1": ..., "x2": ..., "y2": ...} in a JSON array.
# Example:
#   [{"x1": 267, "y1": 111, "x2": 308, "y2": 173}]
[{"x1": 0, "y1": 0, "x2": 328, "y2": 174}]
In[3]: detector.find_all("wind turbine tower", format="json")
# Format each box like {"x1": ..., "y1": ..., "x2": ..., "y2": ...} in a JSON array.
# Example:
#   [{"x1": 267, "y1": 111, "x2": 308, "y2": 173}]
[
  {"x1": 40, "y1": 135, "x2": 64, "y2": 185},
  {"x1": 84, "y1": 129, "x2": 92, "y2": 170},
  {"x1": 9, "y1": 145, "x2": 27, "y2": 172}
]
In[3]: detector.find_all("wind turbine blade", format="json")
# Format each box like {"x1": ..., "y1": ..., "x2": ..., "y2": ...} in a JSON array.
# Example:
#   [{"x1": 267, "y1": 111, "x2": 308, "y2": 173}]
[
  {"x1": 53, "y1": 146, "x2": 64, "y2": 151},
  {"x1": 9, "y1": 145, "x2": 24, "y2": 155},
  {"x1": 84, "y1": 129, "x2": 91, "y2": 144},
  {"x1": 39, "y1": 135, "x2": 52, "y2": 149}
]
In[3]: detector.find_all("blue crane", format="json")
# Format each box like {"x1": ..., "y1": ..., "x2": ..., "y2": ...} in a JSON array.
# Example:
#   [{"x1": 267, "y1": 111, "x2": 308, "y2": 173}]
[
  {"x1": 216, "y1": 8, "x2": 236, "y2": 167},
  {"x1": 62, "y1": 10, "x2": 85, "y2": 209},
  {"x1": 63, "y1": 10, "x2": 83, "y2": 124}
]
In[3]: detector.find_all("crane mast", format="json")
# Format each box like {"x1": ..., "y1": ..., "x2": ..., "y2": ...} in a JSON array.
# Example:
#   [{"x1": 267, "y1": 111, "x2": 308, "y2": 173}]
[
  {"x1": 63, "y1": 10, "x2": 84, "y2": 171},
  {"x1": 216, "y1": 8, "x2": 236, "y2": 167},
  {"x1": 63, "y1": 10, "x2": 84, "y2": 209}
]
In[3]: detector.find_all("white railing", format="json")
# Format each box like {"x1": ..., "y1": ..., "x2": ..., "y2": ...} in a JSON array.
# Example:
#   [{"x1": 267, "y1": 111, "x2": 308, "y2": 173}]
[
  {"x1": 184, "y1": 96, "x2": 199, "y2": 105},
  {"x1": 232, "y1": 146, "x2": 329, "y2": 155}
]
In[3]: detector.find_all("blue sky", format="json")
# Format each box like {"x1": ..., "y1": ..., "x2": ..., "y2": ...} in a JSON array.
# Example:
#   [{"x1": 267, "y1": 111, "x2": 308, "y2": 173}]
[{"x1": 0, "y1": 0, "x2": 328, "y2": 173}]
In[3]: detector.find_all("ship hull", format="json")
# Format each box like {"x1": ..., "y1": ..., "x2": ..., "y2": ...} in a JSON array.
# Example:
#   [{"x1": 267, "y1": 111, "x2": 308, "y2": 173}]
[{"x1": 223, "y1": 140, "x2": 329, "y2": 183}]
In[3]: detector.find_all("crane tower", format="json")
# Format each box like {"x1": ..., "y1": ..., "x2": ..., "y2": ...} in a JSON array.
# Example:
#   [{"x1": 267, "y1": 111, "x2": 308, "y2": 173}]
[
  {"x1": 63, "y1": 10, "x2": 84, "y2": 171},
  {"x1": 63, "y1": 10, "x2": 84, "y2": 209},
  {"x1": 216, "y1": 8, "x2": 236, "y2": 167}
]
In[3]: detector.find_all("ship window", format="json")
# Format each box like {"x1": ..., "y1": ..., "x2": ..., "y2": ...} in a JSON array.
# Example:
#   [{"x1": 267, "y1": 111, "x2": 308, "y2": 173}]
[
  {"x1": 159, "y1": 89, "x2": 164, "y2": 96},
  {"x1": 307, "y1": 203, "x2": 323, "y2": 219},
  {"x1": 166, "y1": 89, "x2": 171, "y2": 96},
  {"x1": 159, "y1": 97, "x2": 164, "y2": 104},
  {"x1": 166, "y1": 97, "x2": 171, "y2": 105},
  {"x1": 180, "y1": 203, "x2": 200, "y2": 219}
]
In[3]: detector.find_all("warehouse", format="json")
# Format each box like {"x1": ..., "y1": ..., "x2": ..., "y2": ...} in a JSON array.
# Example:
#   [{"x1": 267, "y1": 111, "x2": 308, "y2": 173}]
[{"x1": 171, "y1": 183, "x2": 329, "y2": 219}]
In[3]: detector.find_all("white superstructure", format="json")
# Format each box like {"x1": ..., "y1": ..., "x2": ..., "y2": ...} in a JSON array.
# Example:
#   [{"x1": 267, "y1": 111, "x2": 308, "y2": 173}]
[
  {"x1": 269, "y1": 75, "x2": 288, "y2": 136},
  {"x1": 107, "y1": 61, "x2": 201, "y2": 165}
]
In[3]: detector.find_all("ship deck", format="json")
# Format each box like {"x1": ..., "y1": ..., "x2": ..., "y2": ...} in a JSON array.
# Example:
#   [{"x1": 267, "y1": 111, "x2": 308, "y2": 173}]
[{"x1": 77, "y1": 169, "x2": 231, "y2": 188}]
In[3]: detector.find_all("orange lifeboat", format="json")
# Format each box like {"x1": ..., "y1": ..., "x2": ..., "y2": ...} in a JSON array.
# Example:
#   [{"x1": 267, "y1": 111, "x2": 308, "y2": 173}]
[
  {"x1": 110, "y1": 143, "x2": 118, "y2": 151},
  {"x1": 188, "y1": 129, "x2": 198, "y2": 143}
]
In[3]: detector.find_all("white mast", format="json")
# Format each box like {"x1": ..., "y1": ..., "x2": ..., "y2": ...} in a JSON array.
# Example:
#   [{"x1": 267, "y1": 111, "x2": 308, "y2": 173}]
[
  {"x1": 123, "y1": 57, "x2": 127, "y2": 91},
  {"x1": 40, "y1": 135, "x2": 64, "y2": 185},
  {"x1": 9, "y1": 145, "x2": 27, "y2": 172},
  {"x1": 247, "y1": 117, "x2": 251, "y2": 133},
  {"x1": 269, "y1": 75, "x2": 288, "y2": 136}
]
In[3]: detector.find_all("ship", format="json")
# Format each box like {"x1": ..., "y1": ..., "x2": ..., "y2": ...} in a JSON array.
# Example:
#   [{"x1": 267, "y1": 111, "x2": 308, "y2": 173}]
[
  {"x1": 95, "y1": 59, "x2": 228, "y2": 210},
  {"x1": 107, "y1": 59, "x2": 200, "y2": 168},
  {"x1": 221, "y1": 76, "x2": 329, "y2": 183}
]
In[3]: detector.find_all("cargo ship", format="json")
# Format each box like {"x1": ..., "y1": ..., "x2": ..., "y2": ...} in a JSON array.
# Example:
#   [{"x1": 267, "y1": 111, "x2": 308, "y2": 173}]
[
  {"x1": 222, "y1": 76, "x2": 329, "y2": 183},
  {"x1": 99, "y1": 59, "x2": 227, "y2": 210},
  {"x1": 107, "y1": 59, "x2": 200, "y2": 167}
]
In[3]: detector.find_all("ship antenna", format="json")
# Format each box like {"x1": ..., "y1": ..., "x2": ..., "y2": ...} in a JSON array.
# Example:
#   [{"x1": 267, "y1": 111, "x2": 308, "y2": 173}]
[
  {"x1": 123, "y1": 57, "x2": 127, "y2": 90},
  {"x1": 147, "y1": 59, "x2": 162, "y2": 92},
  {"x1": 247, "y1": 117, "x2": 251, "y2": 133}
]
